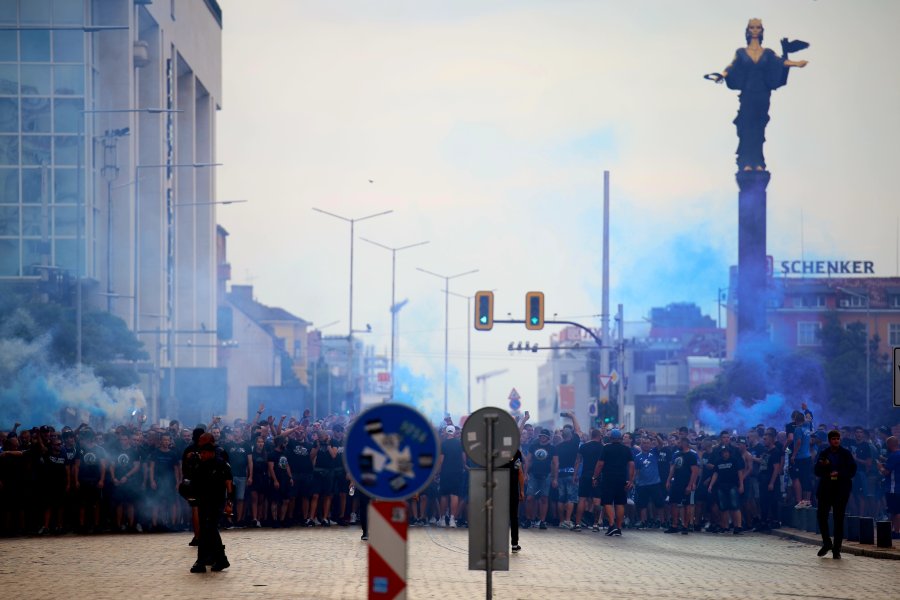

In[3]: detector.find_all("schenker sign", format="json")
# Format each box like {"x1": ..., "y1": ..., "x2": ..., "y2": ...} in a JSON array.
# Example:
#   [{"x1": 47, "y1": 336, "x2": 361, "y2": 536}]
[{"x1": 779, "y1": 260, "x2": 874, "y2": 276}]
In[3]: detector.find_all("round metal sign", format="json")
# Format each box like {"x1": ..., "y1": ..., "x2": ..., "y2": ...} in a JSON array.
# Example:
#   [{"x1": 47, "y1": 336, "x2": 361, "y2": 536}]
[
  {"x1": 461, "y1": 407, "x2": 520, "y2": 468},
  {"x1": 343, "y1": 403, "x2": 440, "y2": 501}
]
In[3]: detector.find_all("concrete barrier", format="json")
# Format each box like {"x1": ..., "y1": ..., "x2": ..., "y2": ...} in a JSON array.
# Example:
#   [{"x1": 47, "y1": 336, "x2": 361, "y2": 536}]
[
  {"x1": 859, "y1": 517, "x2": 875, "y2": 545},
  {"x1": 876, "y1": 521, "x2": 893, "y2": 549},
  {"x1": 847, "y1": 515, "x2": 860, "y2": 541}
]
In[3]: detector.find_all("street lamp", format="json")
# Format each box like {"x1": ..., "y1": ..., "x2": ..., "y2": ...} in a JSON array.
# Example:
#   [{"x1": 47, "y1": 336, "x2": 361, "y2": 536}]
[
  {"x1": 360, "y1": 237, "x2": 429, "y2": 401},
  {"x1": 312, "y1": 208, "x2": 393, "y2": 410},
  {"x1": 416, "y1": 266, "x2": 479, "y2": 416},
  {"x1": 75, "y1": 107, "x2": 182, "y2": 368},
  {"x1": 837, "y1": 286, "x2": 871, "y2": 428}
]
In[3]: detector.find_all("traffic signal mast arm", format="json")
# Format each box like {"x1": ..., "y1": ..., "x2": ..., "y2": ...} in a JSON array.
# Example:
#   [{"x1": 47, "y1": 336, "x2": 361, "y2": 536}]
[{"x1": 491, "y1": 319, "x2": 604, "y2": 348}]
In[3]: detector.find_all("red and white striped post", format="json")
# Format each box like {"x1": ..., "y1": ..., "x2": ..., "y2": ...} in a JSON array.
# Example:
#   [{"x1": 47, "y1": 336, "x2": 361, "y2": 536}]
[{"x1": 368, "y1": 500, "x2": 408, "y2": 600}]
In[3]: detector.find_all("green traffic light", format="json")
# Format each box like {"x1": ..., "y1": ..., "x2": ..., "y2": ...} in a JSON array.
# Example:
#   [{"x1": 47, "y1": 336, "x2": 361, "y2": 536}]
[
  {"x1": 530, "y1": 317, "x2": 538, "y2": 324},
  {"x1": 480, "y1": 316, "x2": 488, "y2": 324}
]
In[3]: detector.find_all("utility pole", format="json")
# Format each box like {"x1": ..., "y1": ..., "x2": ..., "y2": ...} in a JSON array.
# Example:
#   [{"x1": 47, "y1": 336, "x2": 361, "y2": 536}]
[{"x1": 600, "y1": 170, "x2": 611, "y2": 403}]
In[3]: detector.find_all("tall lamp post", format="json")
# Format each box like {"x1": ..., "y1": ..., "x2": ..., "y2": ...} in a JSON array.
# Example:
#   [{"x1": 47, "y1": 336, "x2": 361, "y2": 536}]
[
  {"x1": 837, "y1": 286, "x2": 871, "y2": 428},
  {"x1": 416, "y1": 267, "x2": 478, "y2": 416},
  {"x1": 360, "y1": 237, "x2": 429, "y2": 400},
  {"x1": 312, "y1": 208, "x2": 393, "y2": 410}
]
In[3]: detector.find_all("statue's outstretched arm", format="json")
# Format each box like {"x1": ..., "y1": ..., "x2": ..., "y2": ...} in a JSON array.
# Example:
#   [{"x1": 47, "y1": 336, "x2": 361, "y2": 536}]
[{"x1": 784, "y1": 59, "x2": 808, "y2": 68}]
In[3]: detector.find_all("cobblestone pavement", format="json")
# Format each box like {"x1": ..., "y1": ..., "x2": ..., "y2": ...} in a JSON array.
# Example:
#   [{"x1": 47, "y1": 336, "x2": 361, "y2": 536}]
[{"x1": 0, "y1": 526, "x2": 897, "y2": 599}]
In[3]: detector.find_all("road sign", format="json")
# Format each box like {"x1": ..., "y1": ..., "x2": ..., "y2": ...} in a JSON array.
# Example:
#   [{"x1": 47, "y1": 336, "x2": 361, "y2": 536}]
[
  {"x1": 509, "y1": 398, "x2": 521, "y2": 411},
  {"x1": 344, "y1": 403, "x2": 440, "y2": 501},
  {"x1": 368, "y1": 501, "x2": 408, "y2": 600},
  {"x1": 598, "y1": 375, "x2": 612, "y2": 389},
  {"x1": 589, "y1": 401, "x2": 598, "y2": 417},
  {"x1": 894, "y1": 347, "x2": 900, "y2": 408},
  {"x1": 462, "y1": 407, "x2": 520, "y2": 468},
  {"x1": 609, "y1": 369, "x2": 619, "y2": 385},
  {"x1": 508, "y1": 388, "x2": 520, "y2": 401}
]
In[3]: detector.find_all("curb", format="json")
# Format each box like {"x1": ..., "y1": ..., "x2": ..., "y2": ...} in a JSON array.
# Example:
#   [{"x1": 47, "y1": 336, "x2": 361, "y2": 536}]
[{"x1": 767, "y1": 527, "x2": 900, "y2": 560}]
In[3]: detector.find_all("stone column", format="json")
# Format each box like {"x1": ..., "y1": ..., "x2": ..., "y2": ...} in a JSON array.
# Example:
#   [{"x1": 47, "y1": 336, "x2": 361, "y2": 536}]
[{"x1": 735, "y1": 170, "x2": 770, "y2": 357}]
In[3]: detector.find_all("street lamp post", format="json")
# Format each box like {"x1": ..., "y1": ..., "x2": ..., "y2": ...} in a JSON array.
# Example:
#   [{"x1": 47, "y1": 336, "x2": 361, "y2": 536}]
[
  {"x1": 312, "y1": 208, "x2": 393, "y2": 410},
  {"x1": 416, "y1": 267, "x2": 479, "y2": 416},
  {"x1": 837, "y1": 287, "x2": 871, "y2": 428},
  {"x1": 360, "y1": 237, "x2": 429, "y2": 401}
]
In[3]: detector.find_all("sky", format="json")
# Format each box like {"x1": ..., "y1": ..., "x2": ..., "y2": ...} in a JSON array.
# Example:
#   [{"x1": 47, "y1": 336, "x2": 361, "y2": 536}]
[{"x1": 214, "y1": 0, "x2": 900, "y2": 421}]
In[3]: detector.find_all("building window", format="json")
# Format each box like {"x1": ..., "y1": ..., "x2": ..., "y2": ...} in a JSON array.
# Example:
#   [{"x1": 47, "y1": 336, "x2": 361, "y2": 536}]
[
  {"x1": 559, "y1": 373, "x2": 568, "y2": 385},
  {"x1": 891, "y1": 295, "x2": 900, "y2": 309},
  {"x1": 847, "y1": 295, "x2": 868, "y2": 308},
  {"x1": 797, "y1": 321, "x2": 822, "y2": 346},
  {"x1": 890, "y1": 323, "x2": 900, "y2": 347}
]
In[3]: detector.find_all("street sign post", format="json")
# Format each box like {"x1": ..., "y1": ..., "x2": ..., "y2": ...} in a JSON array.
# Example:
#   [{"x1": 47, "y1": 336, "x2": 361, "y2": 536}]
[{"x1": 344, "y1": 404, "x2": 440, "y2": 600}]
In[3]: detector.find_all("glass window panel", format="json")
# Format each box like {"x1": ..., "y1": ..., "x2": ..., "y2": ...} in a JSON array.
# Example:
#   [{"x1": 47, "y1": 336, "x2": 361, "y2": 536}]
[
  {"x1": 0, "y1": 134, "x2": 18, "y2": 165},
  {"x1": 53, "y1": 65, "x2": 83, "y2": 95},
  {"x1": 0, "y1": 0, "x2": 17, "y2": 25},
  {"x1": 21, "y1": 0, "x2": 51, "y2": 24},
  {"x1": 53, "y1": 30, "x2": 83, "y2": 62},
  {"x1": 20, "y1": 64, "x2": 50, "y2": 95},
  {"x1": 0, "y1": 239, "x2": 19, "y2": 275},
  {"x1": 0, "y1": 167, "x2": 17, "y2": 202},
  {"x1": 53, "y1": 135, "x2": 77, "y2": 164},
  {"x1": 0, "y1": 205, "x2": 18, "y2": 235},
  {"x1": 52, "y1": 0, "x2": 83, "y2": 25},
  {"x1": 53, "y1": 167, "x2": 80, "y2": 203},
  {"x1": 53, "y1": 97, "x2": 81, "y2": 132},
  {"x1": 53, "y1": 204, "x2": 76, "y2": 235},
  {"x1": 22, "y1": 135, "x2": 51, "y2": 165},
  {"x1": 0, "y1": 97, "x2": 17, "y2": 132},
  {"x1": 0, "y1": 31, "x2": 16, "y2": 62},
  {"x1": 21, "y1": 31, "x2": 51, "y2": 62},
  {"x1": 0, "y1": 64, "x2": 17, "y2": 96},
  {"x1": 22, "y1": 239, "x2": 46, "y2": 274},
  {"x1": 21, "y1": 97, "x2": 51, "y2": 132},
  {"x1": 54, "y1": 237, "x2": 76, "y2": 272},
  {"x1": 22, "y1": 206, "x2": 41, "y2": 235},
  {"x1": 22, "y1": 168, "x2": 46, "y2": 203}
]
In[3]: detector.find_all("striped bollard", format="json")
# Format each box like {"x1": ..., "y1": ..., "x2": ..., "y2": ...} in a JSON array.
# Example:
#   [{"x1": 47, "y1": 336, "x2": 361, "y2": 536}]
[{"x1": 369, "y1": 501, "x2": 408, "y2": 600}]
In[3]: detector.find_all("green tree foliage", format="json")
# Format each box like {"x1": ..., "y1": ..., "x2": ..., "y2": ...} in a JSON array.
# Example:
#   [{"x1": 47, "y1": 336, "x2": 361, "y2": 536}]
[{"x1": 0, "y1": 290, "x2": 147, "y2": 387}]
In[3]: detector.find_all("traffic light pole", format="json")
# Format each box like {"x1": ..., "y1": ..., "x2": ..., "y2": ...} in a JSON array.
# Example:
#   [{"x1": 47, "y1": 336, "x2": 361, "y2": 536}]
[{"x1": 492, "y1": 319, "x2": 604, "y2": 349}]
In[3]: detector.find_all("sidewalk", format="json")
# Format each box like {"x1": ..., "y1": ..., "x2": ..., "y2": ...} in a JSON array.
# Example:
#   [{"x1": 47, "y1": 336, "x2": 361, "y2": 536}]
[{"x1": 767, "y1": 526, "x2": 900, "y2": 560}]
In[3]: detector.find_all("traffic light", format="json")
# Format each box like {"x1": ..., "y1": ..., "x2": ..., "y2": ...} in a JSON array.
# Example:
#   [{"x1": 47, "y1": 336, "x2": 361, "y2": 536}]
[
  {"x1": 525, "y1": 291, "x2": 544, "y2": 330},
  {"x1": 474, "y1": 290, "x2": 494, "y2": 331},
  {"x1": 599, "y1": 400, "x2": 618, "y2": 425}
]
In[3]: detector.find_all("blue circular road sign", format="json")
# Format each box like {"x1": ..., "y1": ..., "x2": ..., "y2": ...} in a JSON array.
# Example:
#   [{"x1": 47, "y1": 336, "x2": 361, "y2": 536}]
[{"x1": 343, "y1": 403, "x2": 440, "y2": 501}]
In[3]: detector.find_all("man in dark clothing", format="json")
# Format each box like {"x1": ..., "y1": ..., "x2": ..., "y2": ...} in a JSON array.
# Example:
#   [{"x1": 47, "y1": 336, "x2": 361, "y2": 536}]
[
  {"x1": 190, "y1": 442, "x2": 233, "y2": 573},
  {"x1": 593, "y1": 429, "x2": 634, "y2": 536},
  {"x1": 575, "y1": 429, "x2": 604, "y2": 532},
  {"x1": 814, "y1": 430, "x2": 857, "y2": 559}
]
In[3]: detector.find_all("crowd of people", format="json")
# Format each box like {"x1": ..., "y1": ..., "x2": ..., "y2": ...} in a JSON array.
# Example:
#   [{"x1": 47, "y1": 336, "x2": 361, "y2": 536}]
[{"x1": 1, "y1": 403, "x2": 898, "y2": 559}]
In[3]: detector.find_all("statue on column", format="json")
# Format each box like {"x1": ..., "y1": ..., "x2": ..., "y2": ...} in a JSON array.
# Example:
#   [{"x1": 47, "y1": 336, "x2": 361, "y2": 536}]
[{"x1": 705, "y1": 19, "x2": 809, "y2": 171}]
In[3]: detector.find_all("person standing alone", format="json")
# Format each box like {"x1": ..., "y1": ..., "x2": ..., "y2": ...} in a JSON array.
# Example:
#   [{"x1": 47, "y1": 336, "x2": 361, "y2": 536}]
[{"x1": 814, "y1": 430, "x2": 856, "y2": 559}]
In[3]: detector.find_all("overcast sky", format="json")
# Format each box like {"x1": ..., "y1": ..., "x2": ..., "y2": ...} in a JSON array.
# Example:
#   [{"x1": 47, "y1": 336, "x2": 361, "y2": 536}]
[{"x1": 215, "y1": 0, "x2": 899, "y2": 420}]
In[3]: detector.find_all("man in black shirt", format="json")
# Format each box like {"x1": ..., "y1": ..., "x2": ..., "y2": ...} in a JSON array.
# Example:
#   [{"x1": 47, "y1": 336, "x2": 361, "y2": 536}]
[
  {"x1": 285, "y1": 425, "x2": 316, "y2": 526},
  {"x1": 74, "y1": 429, "x2": 107, "y2": 533},
  {"x1": 110, "y1": 431, "x2": 141, "y2": 532},
  {"x1": 708, "y1": 443, "x2": 746, "y2": 534},
  {"x1": 815, "y1": 430, "x2": 857, "y2": 559},
  {"x1": 223, "y1": 428, "x2": 250, "y2": 527},
  {"x1": 555, "y1": 427, "x2": 580, "y2": 529},
  {"x1": 755, "y1": 431, "x2": 783, "y2": 531},
  {"x1": 524, "y1": 429, "x2": 557, "y2": 530},
  {"x1": 267, "y1": 435, "x2": 293, "y2": 527},
  {"x1": 593, "y1": 429, "x2": 634, "y2": 536},
  {"x1": 436, "y1": 425, "x2": 465, "y2": 528},
  {"x1": 190, "y1": 442, "x2": 233, "y2": 573},
  {"x1": 665, "y1": 436, "x2": 699, "y2": 534},
  {"x1": 574, "y1": 429, "x2": 604, "y2": 532}
]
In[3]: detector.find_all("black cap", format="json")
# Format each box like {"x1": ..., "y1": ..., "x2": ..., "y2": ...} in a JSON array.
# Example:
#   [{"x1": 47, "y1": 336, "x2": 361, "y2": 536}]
[
  {"x1": 539, "y1": 428, "x2": 551, "y2": 437},
  {"x1": 877, "y1": 425, "x2": 891, "y2": 436}
]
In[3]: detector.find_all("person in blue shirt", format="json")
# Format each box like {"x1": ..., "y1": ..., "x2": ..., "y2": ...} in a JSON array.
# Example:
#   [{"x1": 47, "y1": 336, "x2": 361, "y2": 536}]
[
  {"x1": 789, "y1": 411, "x2": 813, "y2": 508},
  {"x1": 633, "y1": 438, "x2": 662, "y2": 528},
  {"x1": 876, "y1": 436, "x2": 900, "y2": 539}
]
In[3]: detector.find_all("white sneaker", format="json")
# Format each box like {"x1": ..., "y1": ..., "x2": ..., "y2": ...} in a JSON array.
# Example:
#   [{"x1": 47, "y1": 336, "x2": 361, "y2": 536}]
[
  {"x1": 312, "y1": 518, "x2": 321, "y2": 526},
  {"x1": 449, "y1": 517, "x2": 457, "y2": 528},
  {"x1": 135, "y1": 523, "x2": 143, "y2": 533},
  {"x1": 350, "y1": 512, "x2": 358, "y2": 524},
  {"x1": 328, "y1": 519, "x2": 338, "y2": 526}
]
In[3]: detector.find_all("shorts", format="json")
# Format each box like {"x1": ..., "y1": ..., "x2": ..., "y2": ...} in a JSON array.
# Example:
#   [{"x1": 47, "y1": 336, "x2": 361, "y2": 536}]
[
  {"x1": 635, "y1": 483, "x2": 664, "y2": 509},
  {"x1": 716, "y1": 485, "x2": 740, "y2": 512},
  {"x1": 865, "y1": 475, "x2": 880, "y2": 499},
  {"x1": 292, "y1": 473, "x2": 314, "y2": 498},
  {"x1": 232, "y1": 476, "x2": 247, "y2": 501},
  {"x1": 667, "y1": 483, "x2": 695, "y2": 506},
  {"x1": 313, "y1": 469, "x2": 335, "y2": 496},
  {"x1": 154, "y1": 479, "x2": 177, "y2": 504},
  {"x1": 600, "y1": 481, "x2": 627, "y2": 506},
  {"x1": 790, "y1": 458, "x2": 812, "y2": 492},
  {"x1": 556, "y1": 475, "x2": 578, "y2": 504},
  {"x1": 113, "y1": 483, "x2": 140, "y2": 504},
  {"x1": 853, "y1": 473, "x2": 868, "y2": 497},
  {"x1": 526, "y1": 476, "x2": 550, "y2": 499},
  {"x1": 249, "y1": 474, "x2": 270, "y2": 494},
  {"x1": 886, "y1": 493, "x2": 900, "y2": 516},
  {"x1": 742, "y1": 477, "x2": 759, "y2": 501},
  {"x1": 578, "y1": 477, "x2": 601, "y2": 499},
  {"x1": 440, "y1": 473, "x2": 463, "y2": 497},
  {"x1": 80, "y1": 482, "x2": 102, "y2": 506},
  {"x1": 269, "y1": 477, "x2": 291, "y2": 501}
]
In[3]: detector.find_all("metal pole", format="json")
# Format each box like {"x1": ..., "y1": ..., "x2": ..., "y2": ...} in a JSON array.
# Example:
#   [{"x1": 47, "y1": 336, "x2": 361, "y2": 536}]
[
  {"x1": 349, "y1": 220, "x2": 355, "y2": 410},
  {"x1": 444, "y1": 276, "x2": 450, "y2": 416},
  {"x1": 600, "y1": 170, "x2": 610, "y2": 397},
  {"x1": 866, "y1": 298, "x2": 870, "y2": 429},
  {"x1": 106, "y1": 177, "x2": 113, "y2": 312},
  {"x1": 467, "y1": 296, "x2": 472, "y2": 415},
  {"x1": 617, "y1": 303, "x2": 624, "y2": 428},
  {"x1": 390, "y1": 248, "x2": 397, "y2": 400},
  {"x1": 75, "y1": 111, "x2": 84, "y2": 369},
  {"x1": 485, "y1": 413, "x2": 496, "y2": 600}
]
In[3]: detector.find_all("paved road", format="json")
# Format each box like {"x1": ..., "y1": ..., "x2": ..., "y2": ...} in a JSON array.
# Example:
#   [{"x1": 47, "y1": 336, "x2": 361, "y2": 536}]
[{"x1": 0, "y1": 526, "x2": 896, "y2": 599}]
